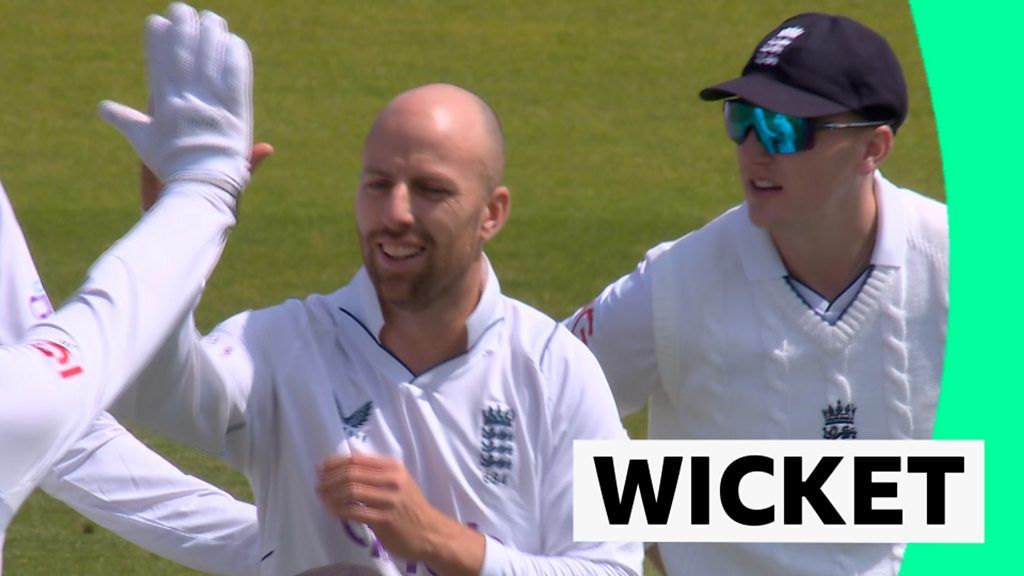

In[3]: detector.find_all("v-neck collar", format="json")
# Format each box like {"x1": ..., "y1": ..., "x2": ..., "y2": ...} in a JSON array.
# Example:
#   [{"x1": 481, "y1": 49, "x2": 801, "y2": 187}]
[
  {"x1": 331, "y1": 256, "x2": 504, "y2": 379},
  {"x1": 768, "y1": 266, "x2": 898, "y2": 350},
  {"x1": 732, "y1": 172, "x2": 907, "y2": 344}
]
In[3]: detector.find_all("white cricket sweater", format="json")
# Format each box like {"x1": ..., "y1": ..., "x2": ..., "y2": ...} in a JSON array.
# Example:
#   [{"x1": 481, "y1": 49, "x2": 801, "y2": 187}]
[{"x1": 568, "y1": 174, "x2": 948, "y2": 575}]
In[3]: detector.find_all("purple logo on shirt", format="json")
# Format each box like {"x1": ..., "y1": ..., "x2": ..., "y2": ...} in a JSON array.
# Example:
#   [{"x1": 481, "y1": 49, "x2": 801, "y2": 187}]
[
  {"x1": 339, "y1": 520, "x2": 499, "y2": 574},
  {"x1": 340, "y1": 520, "x2": 437, "y2": 575},
  {"x1": 29, "y1": 281, "x2": 53, "y2": 319}
]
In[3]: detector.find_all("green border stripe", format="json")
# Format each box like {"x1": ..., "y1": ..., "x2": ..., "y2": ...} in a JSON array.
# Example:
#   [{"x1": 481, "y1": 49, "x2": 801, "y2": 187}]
[{"x1": 905, "y1": 1, "x2": 1024, "y2": 573}]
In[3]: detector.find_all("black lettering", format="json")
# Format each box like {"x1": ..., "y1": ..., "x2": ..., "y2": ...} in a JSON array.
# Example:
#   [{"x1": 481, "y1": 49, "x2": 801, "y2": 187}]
[
  {"x1": 908, "y1": 456, "x2": 964, "y2": 524},
  {"x1": 854, "y1": 456, "x2": 902, "y2": 525},
  {"x1": 721, "y1": 455, "x2": 774, "y2": 526},
  {"x1": 691, "y1": 456, "x2": 710, "y2": 525},
  {"x1": 784, "y1": 456, "x2": 845, "y2": 525},
  {"x1": 594, "y1": 456, "x2": 682, "y2": 525}
]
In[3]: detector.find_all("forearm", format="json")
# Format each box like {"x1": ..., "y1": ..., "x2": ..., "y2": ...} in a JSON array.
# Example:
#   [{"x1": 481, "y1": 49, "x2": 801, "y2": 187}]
[
  {"x1": 420, "y1": 517, "x2": 485, "y2": 576},
  {"x1": 42, "y1": 482, "x2": 259, "y2": 576},
  {"x1": 480, "y1": 538, "x2": 639, "y2": 576},
  {"x1": 40, "y1": 413, "x2": 259, "y2": 576},
  {"x1": 1, "y1": 183, "x2": 236, "y2": 523},
  {"x1": 425, "y1": 530, "x2": 638, "y2": 576},
  {"x1": 26, "y1": 181, "x2": 235, "y2": 412}
]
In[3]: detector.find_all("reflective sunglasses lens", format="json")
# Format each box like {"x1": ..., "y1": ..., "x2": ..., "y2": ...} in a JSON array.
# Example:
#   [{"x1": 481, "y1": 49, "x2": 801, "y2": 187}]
[
  {"x1": 724, "y1": 101, "x2": 813, "y2": 155},
  {"x1": 724, "y1": 100, "x2": 751, "y2": 144},
  {"x1": 755, "y1": 108, "x2": 810, "y2": 154}
]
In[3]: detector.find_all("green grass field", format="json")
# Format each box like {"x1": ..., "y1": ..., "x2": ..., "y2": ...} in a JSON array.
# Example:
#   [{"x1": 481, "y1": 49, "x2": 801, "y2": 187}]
[{"x1": 0, "y1": 1, "x2": 942, "y2": 573}]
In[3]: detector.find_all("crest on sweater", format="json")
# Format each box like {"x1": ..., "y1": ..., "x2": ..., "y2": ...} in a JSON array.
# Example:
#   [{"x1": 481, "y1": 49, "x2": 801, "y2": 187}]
[
  {"x1": 822, "y1": 399, "x2": 857, "y2": 439},
  {"x1": 480, "y1": 404, "x2": 515, "y2": 485}
]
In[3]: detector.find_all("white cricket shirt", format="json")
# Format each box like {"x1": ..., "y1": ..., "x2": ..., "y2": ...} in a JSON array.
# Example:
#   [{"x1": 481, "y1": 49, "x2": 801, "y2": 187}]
[
  {"x1": 1, "y1": 181, "x2": 242, "y2": 573},
  {"x1": 117, "y1": 262, "x2": 642, "y2": 575}
]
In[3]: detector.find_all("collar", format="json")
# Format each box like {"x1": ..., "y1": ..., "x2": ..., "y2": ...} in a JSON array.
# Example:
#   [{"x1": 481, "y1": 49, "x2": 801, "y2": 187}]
[
  {"x1": 870, "y1": 172, "x2": 907, "y2": 268},
  {"x1": 735, "y1": 170, "x2": 907, "y2": 281},
  {"x1": 334, "y1": 255, "x2": 503, "y2": 350},
  {"x1": 734, "y1": 203, "x2": 788, "y2": 281}
]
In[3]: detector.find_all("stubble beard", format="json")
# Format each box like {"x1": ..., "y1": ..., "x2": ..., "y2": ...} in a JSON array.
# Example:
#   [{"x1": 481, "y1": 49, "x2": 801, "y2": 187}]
[{"x1": 362, "y1": 233, "x2": 484, "y2": 315}]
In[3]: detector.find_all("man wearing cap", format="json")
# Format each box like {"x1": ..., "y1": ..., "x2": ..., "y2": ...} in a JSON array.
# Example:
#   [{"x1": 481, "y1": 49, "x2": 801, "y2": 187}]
[{"x1": 565, "y1": 13, "x2": 947, "y2": 576}]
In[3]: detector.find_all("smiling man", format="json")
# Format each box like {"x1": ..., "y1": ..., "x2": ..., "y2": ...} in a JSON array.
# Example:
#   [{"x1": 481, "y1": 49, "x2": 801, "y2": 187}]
[
  {"x1": 116, "y1": 83, "x2": 641, "y2": 575},
  {"x1": 565, "y1": 13, "x2": 948, "y2": 576}
]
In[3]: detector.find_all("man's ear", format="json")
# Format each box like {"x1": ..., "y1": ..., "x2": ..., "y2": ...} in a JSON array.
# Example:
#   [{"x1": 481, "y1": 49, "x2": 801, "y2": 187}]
[
  {"x1": 862, "y1": 124, "x2": 894, "y2": 174},
  {"x1": 481, "y1": 186, "x2": 510, "y2": 241}
]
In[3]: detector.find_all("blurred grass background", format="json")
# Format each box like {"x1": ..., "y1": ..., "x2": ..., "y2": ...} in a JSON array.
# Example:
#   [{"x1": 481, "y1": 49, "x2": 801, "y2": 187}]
[{"x1": 0, "y1": 1, "x2": 940, "y2": 573}]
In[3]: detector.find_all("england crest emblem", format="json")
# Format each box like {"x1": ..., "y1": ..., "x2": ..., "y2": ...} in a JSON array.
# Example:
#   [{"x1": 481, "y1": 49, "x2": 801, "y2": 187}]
[
  {"x1": 822, "y1": 399, "x2": 857, "y2": 439},
  {"x1": 480, "y1": 404, "x2": 515, "y2": 485}
]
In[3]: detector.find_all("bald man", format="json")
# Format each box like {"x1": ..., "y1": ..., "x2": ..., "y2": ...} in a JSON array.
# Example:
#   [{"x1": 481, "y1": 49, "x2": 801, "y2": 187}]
[{"x1": 115, "y1": 84, "x2": 641, "y2": 575}]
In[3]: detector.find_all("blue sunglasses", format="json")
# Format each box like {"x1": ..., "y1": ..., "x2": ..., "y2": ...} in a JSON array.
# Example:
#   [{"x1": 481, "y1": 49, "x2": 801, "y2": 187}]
[{"x1": 724, "y1": 100, "x2": 891, "y2": 155}]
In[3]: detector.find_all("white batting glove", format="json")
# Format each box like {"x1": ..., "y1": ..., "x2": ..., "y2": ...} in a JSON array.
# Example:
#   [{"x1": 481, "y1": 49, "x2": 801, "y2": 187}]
[{"x1": 99, "y1": 3, "x2": 253, "y2": 199}]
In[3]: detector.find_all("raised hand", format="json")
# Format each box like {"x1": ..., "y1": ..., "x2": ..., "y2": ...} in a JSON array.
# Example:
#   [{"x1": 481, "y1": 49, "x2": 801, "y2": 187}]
[{"x1": 101, "y1": 3, "x2": 252, "y2": 201}]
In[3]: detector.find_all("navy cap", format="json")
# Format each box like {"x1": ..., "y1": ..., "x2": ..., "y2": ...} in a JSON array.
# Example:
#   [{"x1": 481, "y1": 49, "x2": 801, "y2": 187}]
[{"x1": 700, "y1": 13, "x2": 908, "y2": 131}]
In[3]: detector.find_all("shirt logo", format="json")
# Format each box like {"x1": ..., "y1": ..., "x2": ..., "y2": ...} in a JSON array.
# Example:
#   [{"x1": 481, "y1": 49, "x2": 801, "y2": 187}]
[
  {"x1": 29, "y1": 339, "x2": 83, "y2": 379},
  {"x1": 480, "y1": 404, "x2": 515, "y2": 485},
  {"x1": 754, "y1": 25, "x2": 805, "y2": 66},
  {"x1": 336, "y1": 396, "x2": 373, "y2": 441},
  {"x1": 822, "y1": 399, "x2": 857, "y2": 439},
  {"x1": 29, "y1": 281, "x2": 53, "y2": 320},
  {"x1": 570, "y1": 299, "x2": 596, "y2": 345}
]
